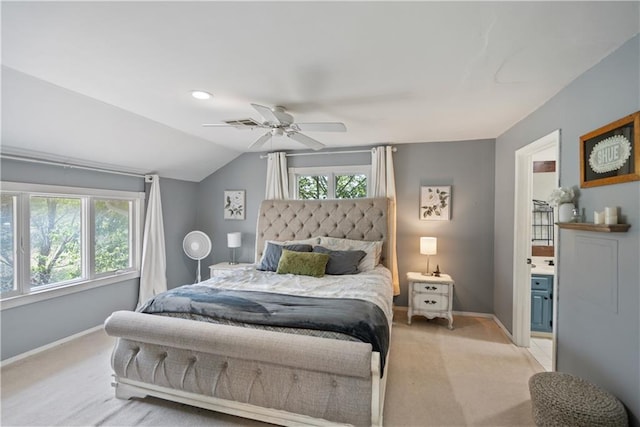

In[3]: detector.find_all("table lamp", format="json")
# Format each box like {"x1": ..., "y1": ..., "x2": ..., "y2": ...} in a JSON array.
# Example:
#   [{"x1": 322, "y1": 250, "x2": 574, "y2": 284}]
[
  {"x1": 227, "y1": 232, "x2": 242, "y2": 265},
  {"x1": 420, "y1": 237, "x2": 437, "y2": 275}
]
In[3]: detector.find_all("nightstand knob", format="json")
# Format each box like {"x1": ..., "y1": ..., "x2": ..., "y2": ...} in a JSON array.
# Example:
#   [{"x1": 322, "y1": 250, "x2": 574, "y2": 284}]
[{"x1": 424, "y1": 300, "x2": 437, "y2": 305}]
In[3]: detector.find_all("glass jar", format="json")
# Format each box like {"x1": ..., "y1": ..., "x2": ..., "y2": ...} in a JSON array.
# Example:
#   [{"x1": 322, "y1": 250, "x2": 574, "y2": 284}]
[{"x1": 571, "y1": 208, "x2": 582, "y2": 223}]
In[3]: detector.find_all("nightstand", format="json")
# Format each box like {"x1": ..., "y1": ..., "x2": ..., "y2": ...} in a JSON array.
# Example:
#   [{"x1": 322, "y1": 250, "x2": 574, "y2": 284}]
[
  {"x1": 209, "y1": 262, "x2": 253, "y2": 278},
  {"x1": 407, "y1": 272, "x2": 455, "y2": 329}
]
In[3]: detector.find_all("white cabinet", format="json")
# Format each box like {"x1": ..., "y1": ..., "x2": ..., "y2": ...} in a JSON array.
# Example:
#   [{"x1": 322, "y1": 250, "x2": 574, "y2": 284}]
[{"x1": 407, "y1": 272, "x2": 454, "y2": 329}]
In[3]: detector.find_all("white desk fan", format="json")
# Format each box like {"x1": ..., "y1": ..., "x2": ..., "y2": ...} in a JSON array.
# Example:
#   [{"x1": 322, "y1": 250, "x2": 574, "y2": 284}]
[{"x1": 183, "y1": 231, "x2": 211, "y2": 283}]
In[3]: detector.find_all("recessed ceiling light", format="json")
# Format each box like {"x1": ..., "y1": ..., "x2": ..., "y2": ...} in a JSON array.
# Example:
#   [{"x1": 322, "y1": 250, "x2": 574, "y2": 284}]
[{"x1": 191, "y1": 90, "x2": 212, "y2": 100}]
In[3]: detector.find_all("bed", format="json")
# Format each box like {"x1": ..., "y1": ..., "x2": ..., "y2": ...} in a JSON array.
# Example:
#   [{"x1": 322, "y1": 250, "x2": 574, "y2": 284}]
[{"x1": 104, "y1": 197, "x2": 393, "y2": 426}]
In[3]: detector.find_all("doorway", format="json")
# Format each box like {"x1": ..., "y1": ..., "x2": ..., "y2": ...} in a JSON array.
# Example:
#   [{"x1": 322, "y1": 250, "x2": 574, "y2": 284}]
[{"x1": 512, "y1": 130, "x2": 560, "y2": 371}]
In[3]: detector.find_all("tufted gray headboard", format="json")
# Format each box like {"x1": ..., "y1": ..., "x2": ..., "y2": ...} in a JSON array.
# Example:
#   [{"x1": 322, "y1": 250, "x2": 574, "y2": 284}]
[{"x1": 255, "y1": 197, "x2": 391, "y2": 267}]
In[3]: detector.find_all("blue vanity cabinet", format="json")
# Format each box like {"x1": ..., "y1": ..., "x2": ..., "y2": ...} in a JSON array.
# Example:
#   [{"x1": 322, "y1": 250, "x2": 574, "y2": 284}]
[{"x1": 531, "y1": 275, "x2": 553, "y2": 333}]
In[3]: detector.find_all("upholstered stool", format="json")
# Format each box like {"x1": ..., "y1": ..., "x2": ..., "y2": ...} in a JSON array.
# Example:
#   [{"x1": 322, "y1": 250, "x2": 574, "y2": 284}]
[{"x1": 529, "y1": 372, "x2": 627, "y2": 427}]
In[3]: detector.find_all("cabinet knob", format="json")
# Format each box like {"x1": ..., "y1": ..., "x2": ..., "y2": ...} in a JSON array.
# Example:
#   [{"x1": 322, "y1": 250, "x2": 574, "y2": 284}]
[
  {"x1": 424, "y1": 285, "x2": 437, "y2": 291},
  {"x1": 424, "y1": 300, "x2": 437, "y2": 305}
]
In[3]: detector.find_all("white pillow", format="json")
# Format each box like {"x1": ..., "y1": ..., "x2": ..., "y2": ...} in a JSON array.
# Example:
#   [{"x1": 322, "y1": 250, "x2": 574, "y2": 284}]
[
  {"x1": 258, "y1": 237, "x2": 321, "y2": 264},
  {"x1": 283, "y1": 236, "x2": 322, "y2": 246},
  {"x1": 317, "y1": 236, "x2": 383, "y2": 272}
]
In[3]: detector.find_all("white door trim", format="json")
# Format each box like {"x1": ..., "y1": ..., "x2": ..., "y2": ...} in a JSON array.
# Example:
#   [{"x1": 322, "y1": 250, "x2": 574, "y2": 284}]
[{"x1": 512, "y1": 130, "x2": 560, "y2": 351}]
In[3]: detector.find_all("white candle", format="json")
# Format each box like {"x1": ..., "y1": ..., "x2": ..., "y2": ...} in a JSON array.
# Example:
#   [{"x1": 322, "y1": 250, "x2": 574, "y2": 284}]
[
  {"x1": 594, "y1": 211, "x2": 604, "y2": 224},
  {"x1": 605, "y1": 215, "x2": 618, "y2": 225},
  {"x1": 604, "y1": 206, "x2": 617, "y2": 216}
]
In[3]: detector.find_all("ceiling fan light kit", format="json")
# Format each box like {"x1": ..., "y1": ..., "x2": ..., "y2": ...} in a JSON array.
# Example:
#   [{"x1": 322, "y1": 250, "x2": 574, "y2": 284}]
[{"x1": 203, "y1": 103, "x2": 346, "y2": 151}]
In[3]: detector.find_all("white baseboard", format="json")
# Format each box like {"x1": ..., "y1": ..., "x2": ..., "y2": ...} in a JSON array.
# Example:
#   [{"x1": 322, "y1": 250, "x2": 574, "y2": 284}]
[
  {"x1": 1, "y1": 324, "x2": 104, "y2": 368},
  {"x1": 452, "y1": 310, "x2": 513, "y2": 341},
  {"x1": 489, "y1": 314, "x2": 514, "y2": 341},
  {"x1": 531, "y1": 331, "x2": 552, "y2": 339},
  {"x1": 396, "y1": 306, "x2": 515, "y2": 342},
  {"x1": 452, "y1": 310, "x2": 493, "y2": 319}
]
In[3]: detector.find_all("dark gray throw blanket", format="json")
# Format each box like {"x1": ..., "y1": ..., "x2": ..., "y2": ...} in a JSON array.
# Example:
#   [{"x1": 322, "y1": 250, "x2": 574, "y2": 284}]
[{"x1": 138, "y1": 284, "x2": 389, "y2": 374}]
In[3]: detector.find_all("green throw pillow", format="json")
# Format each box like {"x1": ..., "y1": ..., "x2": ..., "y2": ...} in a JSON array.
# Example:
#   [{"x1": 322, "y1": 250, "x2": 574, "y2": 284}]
[{"x1": 276, "y1": 249, "x2": 330, "y2": 278}]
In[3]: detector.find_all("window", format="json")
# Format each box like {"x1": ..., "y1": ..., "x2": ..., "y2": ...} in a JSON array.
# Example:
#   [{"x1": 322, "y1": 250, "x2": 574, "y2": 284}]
[
  {"x1": 290, "y1": 166, "x2": 370, "y2": 200},
  {"x1": 1, "y1": 194, "x2": 16, "y2": 295},
  {"x1": 0, "y1": 182, "x2": 144, "y2": 307},
  {"x1": 30, "y1": 195, "x2": 82, "y2": 288},
  {"x1": 94, "y1": 199, "x2": 132, "y2": 274}
]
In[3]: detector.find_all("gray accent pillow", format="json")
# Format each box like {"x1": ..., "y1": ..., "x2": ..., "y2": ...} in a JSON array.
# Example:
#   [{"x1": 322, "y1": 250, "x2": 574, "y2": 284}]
[
  {"x1": 258, "y1": 243, "x2": 313, "y2": 272},
  {"x1": 313, "y1": 246, "x2": 367, "y2": 275}
]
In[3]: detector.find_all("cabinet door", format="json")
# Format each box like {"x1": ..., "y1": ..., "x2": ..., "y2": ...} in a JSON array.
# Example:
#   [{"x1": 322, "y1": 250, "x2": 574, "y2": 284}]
[{"x1": 531, "y1": 289, "x2": 552, "y2": 332}]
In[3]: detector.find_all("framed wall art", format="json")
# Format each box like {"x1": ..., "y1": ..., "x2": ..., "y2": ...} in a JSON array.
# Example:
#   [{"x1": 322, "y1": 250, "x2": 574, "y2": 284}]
[
  {"x1": 420, "y1": 186, "x2": 451, "y2": 221},
  {"x1": 580, "y1": 111, "x2": 639, "y2": 188},
  {"x1": 224, "y1": 190, "x2": 245, "y2": 220}
]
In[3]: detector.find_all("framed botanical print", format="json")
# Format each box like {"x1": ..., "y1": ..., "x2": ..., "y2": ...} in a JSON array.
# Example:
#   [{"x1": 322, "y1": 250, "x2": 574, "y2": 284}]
[
  {"x1": 420, "y1": 186, "x2": 451, "y2": 221},
  {"x1": 580, "y1": 111, "x2": 639, "y2": 188},
  {"x1": 224, "y1": 190, "x2": 245, "y2": 220}
]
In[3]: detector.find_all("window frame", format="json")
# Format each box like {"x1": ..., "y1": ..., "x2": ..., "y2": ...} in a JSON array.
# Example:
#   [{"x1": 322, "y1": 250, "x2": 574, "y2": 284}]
[
  {"x1": 0, "y1": 182, "x2": 144, "y2": 310},
  {"x1": 289, "y1": 165, "x2": 371, "y2": 200}
]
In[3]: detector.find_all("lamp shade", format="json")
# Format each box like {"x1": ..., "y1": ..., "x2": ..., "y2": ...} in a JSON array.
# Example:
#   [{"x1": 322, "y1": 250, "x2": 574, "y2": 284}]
[
  {"x1": 420, "y1": 237, "x2": 437, "y2": 255},
  {"x1": 227, "y1": 232, "x2": 242, "y2": 248}
]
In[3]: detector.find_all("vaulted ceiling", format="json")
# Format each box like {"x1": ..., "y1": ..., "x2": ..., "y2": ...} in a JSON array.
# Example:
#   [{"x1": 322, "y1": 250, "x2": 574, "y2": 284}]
[{"x1": 2, "y1": 2, "x2": 638, "y2": 181}]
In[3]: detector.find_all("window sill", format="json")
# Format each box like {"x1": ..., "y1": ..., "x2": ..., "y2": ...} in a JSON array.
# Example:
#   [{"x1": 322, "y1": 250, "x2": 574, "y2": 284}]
[{"x1": 0, "y1": 271, "x2": 140, "y2": 310}]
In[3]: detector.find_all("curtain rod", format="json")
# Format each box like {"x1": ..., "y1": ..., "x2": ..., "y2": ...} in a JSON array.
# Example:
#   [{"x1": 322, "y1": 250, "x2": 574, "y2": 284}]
[
  {"x1": 259, "y1": 147, "x2": 396, "y2": 159},
  {"x1": 0, "y1": 154, "x2": 148, "y2": 179}
]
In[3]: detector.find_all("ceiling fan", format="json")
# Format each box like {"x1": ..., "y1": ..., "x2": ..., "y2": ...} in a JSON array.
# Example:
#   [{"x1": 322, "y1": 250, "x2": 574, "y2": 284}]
[{"x1": 202, "y1": 104, "x2": 346, "y2": 151}]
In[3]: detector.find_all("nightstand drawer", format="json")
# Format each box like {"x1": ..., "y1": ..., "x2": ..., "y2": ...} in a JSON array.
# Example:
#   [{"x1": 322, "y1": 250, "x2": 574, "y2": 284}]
[
  {"x1": 412, "y1": 293, "x2": 448, "y2": 311},
  {"x1": 414, "y1": 282, "x2": 449, "y2": 294}
]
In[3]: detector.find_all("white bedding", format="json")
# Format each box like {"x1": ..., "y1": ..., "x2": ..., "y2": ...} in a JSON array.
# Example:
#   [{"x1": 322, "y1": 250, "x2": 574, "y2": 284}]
[{"x1": 200, "y1": 265, "x2": 394, "y2": 325}]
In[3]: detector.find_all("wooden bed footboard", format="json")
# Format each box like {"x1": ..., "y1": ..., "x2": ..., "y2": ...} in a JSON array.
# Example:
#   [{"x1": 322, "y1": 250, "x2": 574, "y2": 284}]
[{"x1": 104, "y1": 311, "x2": 386, "y2": 427}]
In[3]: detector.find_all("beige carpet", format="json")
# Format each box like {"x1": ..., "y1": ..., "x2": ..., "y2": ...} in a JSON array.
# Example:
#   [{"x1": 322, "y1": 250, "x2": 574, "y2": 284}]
[{"x1": 1, "y1": 310, "x2": 543, "y2": 426}]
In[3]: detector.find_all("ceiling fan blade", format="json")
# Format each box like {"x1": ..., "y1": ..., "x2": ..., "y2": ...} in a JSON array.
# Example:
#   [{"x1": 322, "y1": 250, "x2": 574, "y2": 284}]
[
  {"x1": 248, "y1": 132, "x2": 272, "y2": 150},
  {"x1": 293, "y1": 122, "x2": 347, "y2": 132},
  {"x1": 286, "y1": 132, "x2": 325, "y2": 151},
  {"x1": 251, "y1": 103, "x2": 280, "y2": 124},
  {"x1": 251, "y1": 104, "x2": 294, "y2": 125}
]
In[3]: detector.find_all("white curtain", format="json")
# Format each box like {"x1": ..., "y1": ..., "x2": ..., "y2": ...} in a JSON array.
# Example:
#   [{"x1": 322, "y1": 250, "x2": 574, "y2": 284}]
[
  {"x1": 265, "y1": 152, "x2": 289, "y2": 199},
  {"x1": 372, "y1": 146, "x2": 400, "y2": 296},
  {"x1": 137, "y1": 174, "x2": 167, "y2": 308}
]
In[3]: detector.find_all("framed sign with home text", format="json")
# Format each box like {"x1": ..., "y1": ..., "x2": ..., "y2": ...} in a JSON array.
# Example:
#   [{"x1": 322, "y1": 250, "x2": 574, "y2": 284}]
[{"x1": 580, "y1": 112, "x2": 640, "y2": 188}]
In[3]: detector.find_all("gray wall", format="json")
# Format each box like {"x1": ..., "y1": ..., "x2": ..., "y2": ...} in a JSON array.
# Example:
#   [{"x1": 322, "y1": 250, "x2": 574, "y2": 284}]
[
  {"x1": 494, "y1": 35, "x2": 639, "y2": 424},
  {"x1": 394, "y1": 140, "x2": 495, "y2": 310},
  {"x1": 196, "y1": 141, "x2": 496, "y2": 312},
  {"x1": 196, "y1": 152, "x2": 268, "y2": 269},
  {"x1": 158, "y1": 177, "x2": 200, "y2": 288},
  {"x1": 0, "y1": 160, "x2": 198, "y2": 360}
]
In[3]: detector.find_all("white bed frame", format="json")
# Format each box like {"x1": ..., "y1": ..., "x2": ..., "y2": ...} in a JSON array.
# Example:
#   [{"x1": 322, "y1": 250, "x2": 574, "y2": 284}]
[{"x1": 105, "y1": 198, "x2": 392, "y2": 426}]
